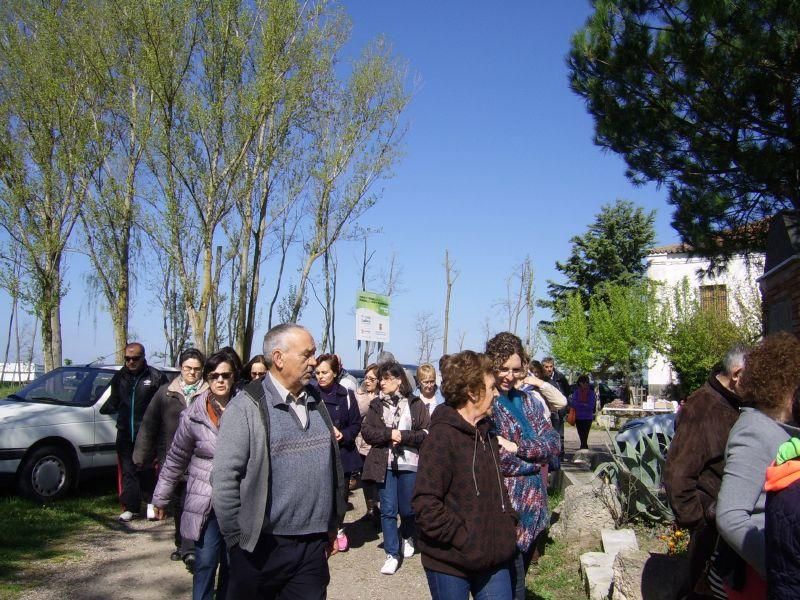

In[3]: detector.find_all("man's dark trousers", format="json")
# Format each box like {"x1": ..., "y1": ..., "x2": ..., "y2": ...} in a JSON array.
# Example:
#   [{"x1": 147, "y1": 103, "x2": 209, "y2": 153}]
[
  {"x1": 116, "y1": 432, "x2": 155, "y2": 512},
  {"x1": 227, "y1": 532, "x2": 329, "y2": 600}
]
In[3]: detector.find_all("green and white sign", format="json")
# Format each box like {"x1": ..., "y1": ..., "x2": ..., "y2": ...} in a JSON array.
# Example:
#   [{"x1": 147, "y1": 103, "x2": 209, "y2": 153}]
[{"x1": 356, "y1": 291, "x2": 390, "y2": 342}]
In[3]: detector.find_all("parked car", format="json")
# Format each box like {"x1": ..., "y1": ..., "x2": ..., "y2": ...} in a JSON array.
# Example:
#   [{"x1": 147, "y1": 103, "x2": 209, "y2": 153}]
[{"x1": 0, "y1": 364, "x2": 176, "y2": 502}]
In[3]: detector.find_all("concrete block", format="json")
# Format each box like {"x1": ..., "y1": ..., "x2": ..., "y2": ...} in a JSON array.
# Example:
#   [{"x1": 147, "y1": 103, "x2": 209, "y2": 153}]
[
  {"x1": 585, "y1": 565, "x2": 613, "y2": 600},
  {"x1": 580, "y1": 551, "x2": 616, "y2": 577},
  {"x1": 601, "y1": 528, "x2": 639, "y2": 556}
]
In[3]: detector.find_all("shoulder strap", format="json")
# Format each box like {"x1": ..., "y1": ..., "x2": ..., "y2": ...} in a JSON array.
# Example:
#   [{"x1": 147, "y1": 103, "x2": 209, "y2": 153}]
[{"x1": 243, "y1": 379, "x2": 270, "y2": 434}]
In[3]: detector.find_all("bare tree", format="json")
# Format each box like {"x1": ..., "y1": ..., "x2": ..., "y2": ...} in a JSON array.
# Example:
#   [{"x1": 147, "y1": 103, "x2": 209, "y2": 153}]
[
  {"x1": 520, "y1": 257, "x2": 535, "y2": 355},
  {"x1": 442, "y1": 249, "x2": 459, "y2": 355},
  {"x1": 415, "y1": 311, "x2": 441, "y2": 365},
  {"x1": 495, "y1": 256, "x2": 534, "y2": 344},
  {"x1": 456, "y1": 330, "x2": 467, "y2": 352}
]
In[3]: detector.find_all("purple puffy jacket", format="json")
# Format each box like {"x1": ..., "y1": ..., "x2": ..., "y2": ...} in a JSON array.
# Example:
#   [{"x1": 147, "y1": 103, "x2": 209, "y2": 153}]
[{"x1": 152, "y1": 390, "x2": 218, "y2": 541}]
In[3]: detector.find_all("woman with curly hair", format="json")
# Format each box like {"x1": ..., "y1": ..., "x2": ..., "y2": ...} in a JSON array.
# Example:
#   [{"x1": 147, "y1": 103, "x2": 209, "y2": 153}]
[
  {"x1": 413, "y1": 350, "x2": 518, "y2": 599},
  {"x1": 716, "y1": 332, "x2": 800, "y2": 599},
  {"x1": 485, "y1": 332, "x2": 560, "y2": 600}
]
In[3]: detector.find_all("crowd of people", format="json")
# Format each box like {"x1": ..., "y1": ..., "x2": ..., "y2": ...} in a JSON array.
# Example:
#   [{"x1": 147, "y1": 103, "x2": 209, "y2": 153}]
[
  {"x1": 102, "y1": 323, "x2": 800, "y2": 600},
  {"x1": 101, "y1": 325, "x2": 584, "y2": 599}
]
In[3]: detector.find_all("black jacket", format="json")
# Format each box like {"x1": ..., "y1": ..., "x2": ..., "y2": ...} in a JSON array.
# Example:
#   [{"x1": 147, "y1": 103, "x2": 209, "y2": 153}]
[
  {"x1": 547, "y1": 369, "x2": 571, "y2": 399},
  {"x1": 766, "y1": 481, "x2": 800, "y2": 599},
  {"x1": 100, "y1": 363, "x2": 167, "y2": 442},
  {"x1": 133, "y1": 377, "x2": 208, "y2": 467}
]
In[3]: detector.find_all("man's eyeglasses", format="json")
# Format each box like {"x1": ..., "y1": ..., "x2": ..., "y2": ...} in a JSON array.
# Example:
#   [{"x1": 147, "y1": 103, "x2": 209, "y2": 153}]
[
  {"x1": 495, "y1": 367, "x2": 523, "y2": 377},
  {"x1": 208, "y1": 372, "x2": 233, "y2": 381},
  {"x1": 124, "y1": 355, "x2": 143, "y2": 363}
]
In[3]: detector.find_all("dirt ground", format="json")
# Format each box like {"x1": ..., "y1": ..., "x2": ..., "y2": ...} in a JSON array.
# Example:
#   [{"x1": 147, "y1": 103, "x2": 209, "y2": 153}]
[
  {"x1": 15, "y1": 426, "x2": 599, "y2": 600},
  {"x1": 15, "y1": 483, "x2": 427, "y2": 600}
]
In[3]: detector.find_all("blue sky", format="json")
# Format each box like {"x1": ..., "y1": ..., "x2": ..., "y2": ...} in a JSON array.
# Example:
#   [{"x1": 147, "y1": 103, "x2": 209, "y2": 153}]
[{"x1": 0, "y1": 2, "x2": 680, "y2": 368}]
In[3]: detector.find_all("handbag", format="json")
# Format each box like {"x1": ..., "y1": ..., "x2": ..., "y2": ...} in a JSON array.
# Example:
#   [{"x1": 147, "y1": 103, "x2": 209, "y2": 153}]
[{"x1": 566, "y1": 407, "x2": 576, "y2": 426}]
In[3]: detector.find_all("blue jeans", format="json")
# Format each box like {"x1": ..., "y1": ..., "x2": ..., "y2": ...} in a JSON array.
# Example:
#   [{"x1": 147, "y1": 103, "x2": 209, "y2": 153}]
[
  {"x1": 511, "y1": 546, "x2": 536, "y2": 600},
  {"x1": 378, "y1": 469, "x2": 416, "y2": 558},
  {"x1": 193, "y1": 512, "x2": 228, "y2": 600},
  {"x1": 425, "y1": 565, "x2": 512, "y2": 600}
]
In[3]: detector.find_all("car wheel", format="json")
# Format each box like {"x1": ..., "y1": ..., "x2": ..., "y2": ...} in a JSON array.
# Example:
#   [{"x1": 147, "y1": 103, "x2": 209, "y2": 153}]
[{"x1": 18, "y1": 445, "x2": 74, "y2": 502}]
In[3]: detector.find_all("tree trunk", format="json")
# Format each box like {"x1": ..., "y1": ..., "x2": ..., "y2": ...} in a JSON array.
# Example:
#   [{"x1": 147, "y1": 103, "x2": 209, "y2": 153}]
[{"x1": 443, "y1": 249, "x2": 457, "y2": 356}]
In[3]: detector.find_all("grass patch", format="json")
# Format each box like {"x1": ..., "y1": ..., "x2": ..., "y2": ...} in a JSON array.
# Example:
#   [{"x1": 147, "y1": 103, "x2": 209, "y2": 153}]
[
  {"x1": 0, "y1": 482, "x2": 118, "y2": 595},
  {"x1": 0, "y1": 384, "x2": 21, "y2": 398},
  {"x1": 527, "y1": 537, "x2": 587, "y2": 600}
]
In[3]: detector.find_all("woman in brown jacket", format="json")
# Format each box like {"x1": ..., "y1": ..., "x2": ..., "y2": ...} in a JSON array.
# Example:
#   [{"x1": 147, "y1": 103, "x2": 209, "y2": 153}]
[
  {"x1": 412, "y1": 350, "x2": 518, "y2": 599},
  {"x1": 362, "y1": 361, "x2": 430, "y2": 575}
]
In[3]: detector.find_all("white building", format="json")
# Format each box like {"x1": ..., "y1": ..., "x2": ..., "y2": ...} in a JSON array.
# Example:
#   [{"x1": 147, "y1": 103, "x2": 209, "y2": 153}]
[
  {"x1": 645, "y1": 244, "x2": 764, "y2": 396},
  {"x1": 0, "y1": 362, "x2": 44, "y2": 383}
]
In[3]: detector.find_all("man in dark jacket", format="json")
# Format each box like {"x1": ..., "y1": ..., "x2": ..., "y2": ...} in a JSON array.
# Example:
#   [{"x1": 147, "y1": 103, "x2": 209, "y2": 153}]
[
  {"x1": 663, "y1": 344, "x2": 747, "y2": 599},
  {"x1": 542, "y1": 357, "x2": 570, "y2": 459},
  {"x1": 101, "y1": 342, "x2": 167, "y2": 521}
]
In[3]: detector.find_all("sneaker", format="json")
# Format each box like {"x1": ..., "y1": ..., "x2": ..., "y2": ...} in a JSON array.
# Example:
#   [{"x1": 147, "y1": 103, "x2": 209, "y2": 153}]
[
  {"x1": 118, "y1": 510, "x2": 134, "y2": 522},
  {"x1": 336, "y1": 530, "x2": 349, "y2": 552},
  {"x1": 183, "y1": 553, "x2": 195, "y2": 574},
  {"x1": 402, "y1": 537, "x2": 415, "y2": 558},
  {"x1": 380, "y1": 554, "x2": 399, "y2": 575},
  {"x1": 170, "y1": 550, "x2": 182, "y2": 562}
]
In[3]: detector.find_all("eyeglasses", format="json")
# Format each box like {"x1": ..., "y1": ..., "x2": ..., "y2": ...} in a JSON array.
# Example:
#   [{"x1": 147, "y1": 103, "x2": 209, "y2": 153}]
[
  {"x1": 208, "y1": 372, "x2": 234, "y2": 381},
  {"x1": 495, "y1": 367, "x2": 524, "y2": 377},
  {"x1": 381, "y1": 375, "x2": 399, "y2": 381},
  {"x1": 250, "y1": 371, "x2": 266, "y2": 379},
  {"x1": 364, "y1": 376, "x2": 378, "y2": 383},
  {"x1": 124, "y1": 355, "x2": 143, "y2": 363},
  {"x1": 420, "y1": 380, "x2": 436, "y2": 385},
  {"x1": 181, "y1": 365, "x2": 202, "y2": 373}
]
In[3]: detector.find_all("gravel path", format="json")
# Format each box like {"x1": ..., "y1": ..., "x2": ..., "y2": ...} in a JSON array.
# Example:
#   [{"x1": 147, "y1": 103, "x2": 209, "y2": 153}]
[{"x1": 15, "y1": 487, "x2": 428, "y2": 600}]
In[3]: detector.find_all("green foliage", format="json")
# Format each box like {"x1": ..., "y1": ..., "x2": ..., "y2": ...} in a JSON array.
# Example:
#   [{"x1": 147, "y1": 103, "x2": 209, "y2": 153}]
[
  {"x1": 549, "y1": 281, "x2": 665, "y2": 381},
  {"x1": 662, "y1": 278, "x2": 761, "y2": 397},
  {"x1": 549, "y1": 292, "x2": 595, "y2": 375},
  {"x1": 0, "y1": 0, "x2": 101, "y2": 369},
  {"x1": 589, "y1": 281, "x2": 666, "y2": 381},
  {"x1": 596, "y1": 431, "x2": 674, "y2": 525},
  {"x1": 569, "y1": 1, "x2": 800, "y2": 262},
  {"x1": 543, "y1": 199, "x2": 656, "y2": 315}
]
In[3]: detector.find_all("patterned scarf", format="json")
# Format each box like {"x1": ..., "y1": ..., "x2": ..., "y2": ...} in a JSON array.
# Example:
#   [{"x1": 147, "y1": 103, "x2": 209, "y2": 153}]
[{"x1": 181, "y1": 379, "x2": 201, "y2": 402}]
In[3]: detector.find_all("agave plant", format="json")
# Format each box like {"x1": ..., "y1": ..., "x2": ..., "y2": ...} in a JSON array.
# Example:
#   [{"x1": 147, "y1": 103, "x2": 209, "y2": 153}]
[{"x1": 595, "y1": 430, "x2": 674, "y2": 524}]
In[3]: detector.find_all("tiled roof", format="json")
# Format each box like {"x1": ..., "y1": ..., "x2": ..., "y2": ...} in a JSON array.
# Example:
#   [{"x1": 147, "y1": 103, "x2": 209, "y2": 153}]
[{"x1": 647, "y1": 243, "x2": 692, "y2": 255}]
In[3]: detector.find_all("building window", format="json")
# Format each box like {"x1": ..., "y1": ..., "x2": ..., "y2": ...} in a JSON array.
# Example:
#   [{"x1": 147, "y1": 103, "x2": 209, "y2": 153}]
[{"x1": 700, "y1": 284, "x2": 728, "y2": 316}]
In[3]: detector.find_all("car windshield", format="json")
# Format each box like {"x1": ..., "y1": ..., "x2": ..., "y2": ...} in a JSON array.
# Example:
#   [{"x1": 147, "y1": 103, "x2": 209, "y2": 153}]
[{"x1": 7, "y1": 367, "x2": 115, "y2": 407}]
